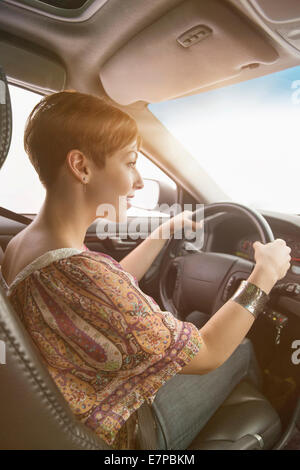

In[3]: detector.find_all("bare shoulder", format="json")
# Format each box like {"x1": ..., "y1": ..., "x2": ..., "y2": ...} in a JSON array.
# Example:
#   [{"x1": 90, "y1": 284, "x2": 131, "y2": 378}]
[
  {"x1": 2, "y1": 233, "x2": 20, "y2": 269},
  {"x1": 2, "y1": 227, "x2": 55, "y2": 286},
  {"x1": 1, "y1": 234, "x2": 21, "y2": 284}
]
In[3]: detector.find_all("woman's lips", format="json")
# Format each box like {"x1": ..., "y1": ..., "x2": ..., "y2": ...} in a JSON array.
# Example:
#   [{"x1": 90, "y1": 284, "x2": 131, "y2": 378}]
[{"x1": 126, "y1": 194, "x2": 134, "y2": 209}]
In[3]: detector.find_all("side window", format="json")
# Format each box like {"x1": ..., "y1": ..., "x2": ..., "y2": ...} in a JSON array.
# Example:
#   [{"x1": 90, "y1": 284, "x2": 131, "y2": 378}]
[
  {"x1": 0, "y1": 84, "x2": 45, "y2": 214},
  {"x1": 1, "y1": 84, "x2": 177, "y2": 218},
  {"x1": 128, "y1": 152, "x2": 177, "y2": 218}
]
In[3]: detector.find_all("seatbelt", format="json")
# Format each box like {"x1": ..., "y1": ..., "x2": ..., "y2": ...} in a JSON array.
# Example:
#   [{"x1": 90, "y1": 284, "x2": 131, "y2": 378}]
[
  {"x1": 0, "y1": 66, "x2": 12, "y2": 172},
  {"x1": 136, "y1": 401, "x2": 158, "y2": 450},
  {"x1": 0, "y1": 206, "x2": 33, "y2": 226}
]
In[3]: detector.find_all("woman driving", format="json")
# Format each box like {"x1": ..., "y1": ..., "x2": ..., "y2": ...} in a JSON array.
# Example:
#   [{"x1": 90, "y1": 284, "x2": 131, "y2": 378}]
[{"x1": 0, "y1": 91, "x2": 291, "y2": 450}]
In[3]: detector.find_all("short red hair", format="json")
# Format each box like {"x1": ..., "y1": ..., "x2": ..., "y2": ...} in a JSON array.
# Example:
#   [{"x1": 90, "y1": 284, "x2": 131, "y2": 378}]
[{"x1": 24, "y1": 91, "x2": 141, "y2": 188}]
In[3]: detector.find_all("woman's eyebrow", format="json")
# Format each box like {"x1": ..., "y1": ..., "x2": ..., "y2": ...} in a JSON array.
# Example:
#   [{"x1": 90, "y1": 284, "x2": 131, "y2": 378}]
[{"x1": 124, "y1": 150, "x2": 138, "y2": 159}]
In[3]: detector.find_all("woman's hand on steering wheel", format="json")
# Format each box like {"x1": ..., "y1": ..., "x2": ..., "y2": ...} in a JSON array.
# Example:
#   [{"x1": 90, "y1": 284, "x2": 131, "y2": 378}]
[
  {"x1": 159, "y1": 210, "x2": 204, "y2": 238},
  {"x1": 253, "y1": 239, "x2": 292, "y2": 282}
]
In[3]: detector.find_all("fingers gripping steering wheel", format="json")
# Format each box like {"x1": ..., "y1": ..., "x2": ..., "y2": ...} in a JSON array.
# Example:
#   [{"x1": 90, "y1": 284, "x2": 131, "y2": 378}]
[{"x1": 159, "y1": 202, "x2": 274, "y2": 319}]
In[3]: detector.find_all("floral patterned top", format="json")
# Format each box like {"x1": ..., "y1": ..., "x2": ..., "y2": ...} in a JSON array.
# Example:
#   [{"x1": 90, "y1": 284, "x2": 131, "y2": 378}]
[{"x1": 0, "y1": 246, "x2": 203, "y2": 449}]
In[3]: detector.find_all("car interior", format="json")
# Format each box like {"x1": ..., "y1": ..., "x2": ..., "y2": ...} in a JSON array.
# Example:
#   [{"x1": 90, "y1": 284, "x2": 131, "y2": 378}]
[{"x1": 0, "y1": 0, "x2": 300, "y2": 450}]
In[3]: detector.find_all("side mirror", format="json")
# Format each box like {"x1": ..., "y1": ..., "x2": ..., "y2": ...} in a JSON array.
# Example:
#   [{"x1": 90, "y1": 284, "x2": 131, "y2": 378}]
[{"x1": 130, "y1": 178, "x2": 177, "y2": 213}]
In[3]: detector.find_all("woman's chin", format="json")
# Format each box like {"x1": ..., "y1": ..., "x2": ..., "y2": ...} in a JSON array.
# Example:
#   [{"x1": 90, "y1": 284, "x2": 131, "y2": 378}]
[{"x1": 95, "y1": 200, "x2": 128, "y2": 223}]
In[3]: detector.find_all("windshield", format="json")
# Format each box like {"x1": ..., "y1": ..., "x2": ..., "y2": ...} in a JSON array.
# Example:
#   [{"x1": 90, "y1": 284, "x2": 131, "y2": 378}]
[{"x1": 149, "y1": 66, "x2": 300, "y2": 215}]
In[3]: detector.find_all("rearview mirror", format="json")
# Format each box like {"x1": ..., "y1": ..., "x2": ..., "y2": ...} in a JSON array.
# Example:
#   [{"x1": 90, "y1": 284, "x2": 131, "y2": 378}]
[
  {"x1": 130, "y1": 178, "x2": 177, "y2": 212},
  {"x1": 130, "y1": 179, "x2": 159, "y2": 210}
]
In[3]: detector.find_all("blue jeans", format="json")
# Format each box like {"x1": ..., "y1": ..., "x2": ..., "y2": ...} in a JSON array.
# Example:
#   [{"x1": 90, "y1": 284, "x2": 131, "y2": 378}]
[{"x1": 152, "y1": 336, "x2": 263, "y2": 450}]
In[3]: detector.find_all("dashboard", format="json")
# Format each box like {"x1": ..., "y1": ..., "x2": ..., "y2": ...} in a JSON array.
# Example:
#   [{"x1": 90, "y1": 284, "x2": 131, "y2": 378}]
[
  {"x1": 204, "y1": 210, "x2": 300, "y2": 282},
  {"x1": 235, "y1": 233, "x2": 300, "y2": 276}
]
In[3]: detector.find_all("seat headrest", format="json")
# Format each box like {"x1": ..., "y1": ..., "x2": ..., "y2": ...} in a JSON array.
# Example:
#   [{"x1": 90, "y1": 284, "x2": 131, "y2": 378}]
[{"x1": 0, "y1": 66, "x2": 12, "y2": 171}]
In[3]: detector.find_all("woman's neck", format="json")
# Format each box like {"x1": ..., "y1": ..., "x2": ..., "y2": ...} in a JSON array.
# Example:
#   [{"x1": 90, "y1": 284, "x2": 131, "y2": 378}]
[{"x1": 33, "y1": 188, "x2": 96, "y2": 249}]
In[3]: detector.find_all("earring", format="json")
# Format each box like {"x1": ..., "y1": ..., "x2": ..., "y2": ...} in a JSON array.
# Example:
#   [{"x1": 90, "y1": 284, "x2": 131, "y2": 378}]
[{"x1": 83, "y1": 177, "x2": 87, "y2": 193}]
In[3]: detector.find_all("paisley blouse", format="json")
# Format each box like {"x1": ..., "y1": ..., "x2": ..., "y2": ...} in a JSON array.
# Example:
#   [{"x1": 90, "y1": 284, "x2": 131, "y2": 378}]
[{"x1": 0, "y1": 246, "x2": 203, "y2": 449}]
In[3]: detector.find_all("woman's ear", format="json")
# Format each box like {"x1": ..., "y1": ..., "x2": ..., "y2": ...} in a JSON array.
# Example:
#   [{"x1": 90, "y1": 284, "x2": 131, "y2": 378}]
[{"x1": 66, "y1": 149, "x2": 90, "y2": 183}]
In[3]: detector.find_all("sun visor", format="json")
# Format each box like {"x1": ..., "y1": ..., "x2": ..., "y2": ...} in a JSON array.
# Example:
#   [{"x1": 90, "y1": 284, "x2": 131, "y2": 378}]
[
  {"x1": 100, "y1": 0, "x2": 278, "y2": 105},
  {"x1": 0, "y1": 38, "x2": 66, "y2": 93}
]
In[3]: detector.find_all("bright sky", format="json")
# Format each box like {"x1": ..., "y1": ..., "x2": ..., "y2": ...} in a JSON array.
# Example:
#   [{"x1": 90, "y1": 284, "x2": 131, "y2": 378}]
[{"x1": 150, "y1": 65, "x2": 300, "y2": 215}]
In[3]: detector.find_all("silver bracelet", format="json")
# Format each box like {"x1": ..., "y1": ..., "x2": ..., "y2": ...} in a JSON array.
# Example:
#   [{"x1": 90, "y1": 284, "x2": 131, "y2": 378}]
[{"x1": 230, "y1": 280, "x2": 269, "y2": 319}]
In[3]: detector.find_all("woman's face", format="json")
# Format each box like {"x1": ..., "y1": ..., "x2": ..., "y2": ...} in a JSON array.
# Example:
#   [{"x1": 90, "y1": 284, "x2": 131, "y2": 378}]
[{"x1": 88, "y1": 141, "x2": 144, "y2": 223}]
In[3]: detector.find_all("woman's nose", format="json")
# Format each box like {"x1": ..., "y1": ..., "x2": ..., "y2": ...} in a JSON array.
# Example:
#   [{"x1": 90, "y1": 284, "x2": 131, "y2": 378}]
[{"x1": 134, "y1": 171, "x2": 144, "y2": 190}]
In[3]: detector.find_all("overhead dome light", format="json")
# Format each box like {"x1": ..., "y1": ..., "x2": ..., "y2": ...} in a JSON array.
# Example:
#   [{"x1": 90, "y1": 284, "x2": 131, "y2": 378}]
[
  {"x1": 3, "y1": 0, "x2": 109, "y2": 22},
  {"x1": 19, "y1": 0, "x2": 90, "y2": 9}
]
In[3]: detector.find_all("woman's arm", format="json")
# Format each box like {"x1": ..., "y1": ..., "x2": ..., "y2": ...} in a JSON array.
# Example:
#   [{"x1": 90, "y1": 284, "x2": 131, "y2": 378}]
[
  {"x1": 179, "y1": 238, "x2": 291, "y2": 375},
  {"x1": 178, "y1": 264, "x2": 278, "y2": 375},
  {"x1": 120, "y1": 211, "x2": 202, "y2": 281},
  {"x1": 119, "y1": 224, "x2": 170, "y2": 281}
]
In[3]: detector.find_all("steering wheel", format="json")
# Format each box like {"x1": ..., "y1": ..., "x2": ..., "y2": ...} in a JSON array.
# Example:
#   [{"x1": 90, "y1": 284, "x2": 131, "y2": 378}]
[{"x1": 159, "y1": 202, "x2": 275, "y2": 320}]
